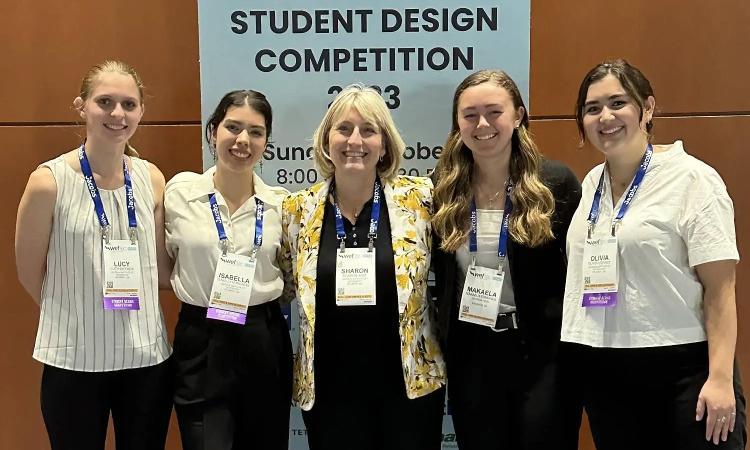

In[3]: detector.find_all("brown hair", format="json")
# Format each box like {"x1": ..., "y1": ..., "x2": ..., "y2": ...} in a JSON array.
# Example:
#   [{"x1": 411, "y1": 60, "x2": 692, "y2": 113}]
[
  {"x1": 432, "y1": 70, "x2": 554, "y2": 251},
  {"x1": 78, "y1": 60, "x2": 145, "y2": 157},
  {"x1": 575, "y1": 59, "x2": 655, "y2": 143}
]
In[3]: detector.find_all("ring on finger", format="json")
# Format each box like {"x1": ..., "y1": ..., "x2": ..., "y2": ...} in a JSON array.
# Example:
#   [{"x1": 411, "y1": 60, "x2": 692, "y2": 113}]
[{"x1": 719, "y1": 416, "x2": 727, "y2": 423}]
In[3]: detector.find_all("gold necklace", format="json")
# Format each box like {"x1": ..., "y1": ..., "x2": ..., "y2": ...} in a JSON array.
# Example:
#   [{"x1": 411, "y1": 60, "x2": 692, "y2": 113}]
[{"x1": 474, "y1": 179, "x2": 507, "y2": 209}]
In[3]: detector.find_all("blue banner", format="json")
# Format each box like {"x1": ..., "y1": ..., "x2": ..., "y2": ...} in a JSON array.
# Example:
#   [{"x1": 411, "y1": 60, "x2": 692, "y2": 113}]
[{"x1": 198, "y1": 1, "x2": 530, "y2": 447}]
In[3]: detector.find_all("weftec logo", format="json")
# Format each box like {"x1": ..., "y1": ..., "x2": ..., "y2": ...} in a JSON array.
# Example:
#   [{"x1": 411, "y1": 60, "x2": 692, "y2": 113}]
[
  {"x1": 221, "y1": 257, "x2": 239, "y2": 266},
  {"x1": 468, "y1": 268, "x2": 486, "y2": 279}
]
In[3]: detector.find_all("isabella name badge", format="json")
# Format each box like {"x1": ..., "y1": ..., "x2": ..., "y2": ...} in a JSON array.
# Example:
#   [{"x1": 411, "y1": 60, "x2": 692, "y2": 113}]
[
  {"x1": 458, "y1": 265, "x2": 503, "y2": 327},
  {"x1": 581, "y1": 237, "x2": 618, "y2": 307},
  {"x1": 207, "y1": 254, "x2": 257, "y2": 324},
  {"x1": 336, "y1": 248, "x2": 376, "y2": 306},
  {"x1": 102, "y1": 240, "x2": 141, "y2": 310}
]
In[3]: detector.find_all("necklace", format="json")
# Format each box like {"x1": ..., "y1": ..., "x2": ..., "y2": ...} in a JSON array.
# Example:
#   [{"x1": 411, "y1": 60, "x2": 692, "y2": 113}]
[{"x1": 474, "y1": 179, "x2": 507, "y2": 209}]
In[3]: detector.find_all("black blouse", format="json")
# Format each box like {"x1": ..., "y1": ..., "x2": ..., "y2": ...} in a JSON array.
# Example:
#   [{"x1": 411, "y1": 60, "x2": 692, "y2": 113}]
[{"x1": 313, "y1": 190, "x2": 404, "y2": 400}]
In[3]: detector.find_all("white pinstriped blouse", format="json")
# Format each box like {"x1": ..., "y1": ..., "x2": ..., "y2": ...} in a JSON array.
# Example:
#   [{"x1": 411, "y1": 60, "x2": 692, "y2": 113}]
[{"x1": 33, "y1": 154, "x2": 171, "y2": 372}]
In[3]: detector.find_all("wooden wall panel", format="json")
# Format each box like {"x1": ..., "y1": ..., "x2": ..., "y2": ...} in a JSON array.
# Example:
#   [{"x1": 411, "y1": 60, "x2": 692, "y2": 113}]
[
  {"x1": 530, "y1": 0, "x2": 750, "y2": 116},
  {"x1": 0, "y1": 1, "x2": 200, "y2": 123}
]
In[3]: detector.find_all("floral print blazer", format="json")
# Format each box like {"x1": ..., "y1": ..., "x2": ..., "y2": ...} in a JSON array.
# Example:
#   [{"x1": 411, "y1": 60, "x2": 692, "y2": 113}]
[{"x1": 280, "y1": 175, "x2": 446, "y2": 411}]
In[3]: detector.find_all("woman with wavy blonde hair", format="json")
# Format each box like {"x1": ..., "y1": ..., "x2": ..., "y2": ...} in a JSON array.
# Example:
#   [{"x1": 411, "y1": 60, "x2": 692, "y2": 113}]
[{"x1": 431, "y1": 69, "x2": 582, "y2": 449}]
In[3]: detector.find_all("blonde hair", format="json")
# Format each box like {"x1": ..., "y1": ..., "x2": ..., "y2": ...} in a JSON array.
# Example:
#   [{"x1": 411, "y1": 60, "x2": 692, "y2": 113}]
[
  {"x1": 312, "y1": 84, "x2": 403, "y2": 181},
  {"x1": 78, "y1": 60, "x2": 145, "y2": 157},
  {"x1": 433, "y1": 70, "x2": 555, "y2": 251}
]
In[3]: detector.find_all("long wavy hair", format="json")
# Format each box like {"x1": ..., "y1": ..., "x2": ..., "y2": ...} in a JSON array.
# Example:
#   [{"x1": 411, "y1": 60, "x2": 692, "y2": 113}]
[{"x1": 432, "y1": 70, "x2": 554, "y2": 252}]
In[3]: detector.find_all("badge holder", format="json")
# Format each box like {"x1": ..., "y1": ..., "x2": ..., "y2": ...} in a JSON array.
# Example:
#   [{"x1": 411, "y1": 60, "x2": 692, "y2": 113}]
[{"x1": 489, "y1": 257, "x2": 512, "y2": 333}]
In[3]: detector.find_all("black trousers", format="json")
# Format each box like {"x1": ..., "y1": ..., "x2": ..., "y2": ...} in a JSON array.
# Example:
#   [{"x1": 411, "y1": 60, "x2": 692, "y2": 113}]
[
  {"x1": 302, "y1": 386, "x2": 446, "y2": 450},
  {"x1": 566, "y1": 341, "x2": 747, "y2": 450},
  {"x1": 447, "y1": 321, "x2": 582, "y2": 450},
  {"x1": 40, "y1": 358, "x2": 172, "y2": 450},
  {"x1": 173, "y1": 301, "x2": 293, "y2": 450}
]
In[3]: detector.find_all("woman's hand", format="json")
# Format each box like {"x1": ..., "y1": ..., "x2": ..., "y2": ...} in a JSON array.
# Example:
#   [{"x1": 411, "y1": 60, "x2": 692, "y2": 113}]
[{"x1": 696, "y1": 376, "x2": 736, "y2": 444}]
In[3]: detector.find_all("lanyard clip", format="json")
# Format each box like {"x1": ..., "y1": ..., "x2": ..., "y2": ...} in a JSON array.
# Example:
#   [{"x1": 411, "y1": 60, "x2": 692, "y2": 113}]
[
  {"x1": 367, "y1": 233, "x2": 376, "y2": 252},
  {"x1": 220, "y1": 239, "x2": 229, "y2": 257},
  {"x1": 250, "y1": 246, "x2": 259, "y2": 261},
  {"x1": 611, "y1": 220, "x2": 620, "y2": 237},
  {"x1": 339, "y1": 238, "x2": 346, "y2": 253},
  {"x1": 128, "y1": 227, "x2": 137, "y2": 244},
  {"x1": 497, "y1": 256, "x2": 506, "y2": 275},
  {"x1": 101, "y1": 226, "x2": 111, "y2": 244},
  {"x1": 587, "y1": 221, "x2": 594, "y2": 239}
]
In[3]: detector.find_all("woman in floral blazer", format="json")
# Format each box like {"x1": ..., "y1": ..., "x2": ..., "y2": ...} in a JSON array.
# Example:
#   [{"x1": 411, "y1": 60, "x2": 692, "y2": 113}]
[{"x1": 280, "y1": 84, "x2": 446, "y2": 450}]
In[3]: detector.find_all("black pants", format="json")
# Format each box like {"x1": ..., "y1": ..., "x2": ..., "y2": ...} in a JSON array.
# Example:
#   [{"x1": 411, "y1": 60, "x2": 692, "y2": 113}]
[
  {"x1": 173, "y1": 301, "x2": 293, "y2": 450},
  {"x1": 566, "y1": 341, "x2": 747, "y2": 450},
  {"x1": 40, "y1": 358, "x2": 172, "y2": 450},
  {"x1": 302, "y1": 386, "x2": 445, "y2": 450},
  {"x1": 447, "y1": 322, "x2": 581, "y2": 450}
]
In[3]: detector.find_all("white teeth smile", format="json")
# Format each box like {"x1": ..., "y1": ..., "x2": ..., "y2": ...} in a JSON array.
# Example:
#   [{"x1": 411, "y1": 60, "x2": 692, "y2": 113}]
[
  {"x1": 104, "y1": 124, "x2": 126, "y2": 130},
  {"x1": 600, "y1": 126, "x2": 623, "y2": 135},
  {"x1": 230, "y1": 149, "x2": 250, "y2": 159},
  {"x1": 475, "y1": 133, "x2": 497, "y2": 140},
  {"x1": 344, "y1": 151, "x2": 365, "y2": 157}
]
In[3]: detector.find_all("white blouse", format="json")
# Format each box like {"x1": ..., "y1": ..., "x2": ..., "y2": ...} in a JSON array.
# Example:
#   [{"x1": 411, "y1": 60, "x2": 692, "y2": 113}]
[
  {"x1": 165, "y1": 167, "x2": 289, "y2": 307},
  {"x1": 34, "y1": 154, "x2": 171, "y2": 372},
  {"x1": 561, "y1": 141, "x2": 739, "y2": 348}
]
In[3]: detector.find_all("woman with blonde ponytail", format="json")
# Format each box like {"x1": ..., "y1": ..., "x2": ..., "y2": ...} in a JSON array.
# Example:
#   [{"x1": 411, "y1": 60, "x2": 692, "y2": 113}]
[
  {"x1": 15, "y1": 60, "x2": 172, "y2": 449},
  {"x1": 431, "y1": 69, "x2": 582, "y2": 450}
]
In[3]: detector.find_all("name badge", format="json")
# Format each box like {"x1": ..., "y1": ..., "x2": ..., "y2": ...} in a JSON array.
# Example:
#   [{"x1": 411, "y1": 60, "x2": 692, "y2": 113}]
[
  {"x1": 207, "y1": 253, "x2": 258, "y2": 324},
  {"x1": 458, "y1": 265, "x2": 504, "y2": 327},
  {"x1": 581, "y1": 237, "x2": 618, "y2": 307},
  {"x1": 336, "y1": 248, "x2": 376, "y2": 306},
  {"x1": 102, "y1": 240, "x2": 141, "y2": 310}
]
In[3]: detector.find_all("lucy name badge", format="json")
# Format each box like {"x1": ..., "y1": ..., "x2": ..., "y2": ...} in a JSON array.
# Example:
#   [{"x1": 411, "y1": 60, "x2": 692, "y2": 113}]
[
  {"x1": 207, "y1": 254, "x2": 257, "y2": 325},
  {"x1": 102, "y1": 240, "x2": 141, "y2": 310},
  {"x1": 581, "y1": 237, "x2": 618, "y2": 307},
  {"x1": 458, "y1": 265, "x2": 504, "y2": 327},
  {"x1": 335, "y1": 248, "x2": 376, "y2": 306}
]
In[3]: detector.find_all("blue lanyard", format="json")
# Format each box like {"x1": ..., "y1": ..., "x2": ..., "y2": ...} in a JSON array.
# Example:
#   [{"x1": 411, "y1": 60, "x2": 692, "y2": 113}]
[
  {"x1": 208, "y1": 193, "x2": 265, "y2": 257},
  {"x1": 588, "y1": 144, "x2": 653, "y2": 237},
  {"x1": 332, "y1": 178, "x2": 381, "y2": 252},
  {"x1": 469, "y1": 181, "x2": 513, "y2": 271},
  {"x1": 78, "y1": 144, "x2": 137, "y2": 243}
]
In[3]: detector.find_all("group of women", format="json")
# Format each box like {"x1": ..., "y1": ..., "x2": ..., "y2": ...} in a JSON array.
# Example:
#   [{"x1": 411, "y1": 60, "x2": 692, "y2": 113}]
[{"x1": 14, "y1": 58, "x2": 746, "y2": 450}]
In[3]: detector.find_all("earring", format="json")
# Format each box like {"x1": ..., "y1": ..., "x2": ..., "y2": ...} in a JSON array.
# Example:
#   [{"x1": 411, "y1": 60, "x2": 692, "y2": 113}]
[{"x1": 379, "y1": 154, "x2": 384, "y2": 163}]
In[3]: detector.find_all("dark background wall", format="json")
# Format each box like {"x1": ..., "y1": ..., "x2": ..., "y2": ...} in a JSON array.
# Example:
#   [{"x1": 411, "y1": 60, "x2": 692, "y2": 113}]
[{"x1": 1, "y1": 1, "x2": 748, "y2": 448}]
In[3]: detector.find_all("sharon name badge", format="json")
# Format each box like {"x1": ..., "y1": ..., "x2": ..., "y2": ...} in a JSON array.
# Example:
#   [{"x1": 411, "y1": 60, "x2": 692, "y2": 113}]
[{"x1": 335, "y1": 248, "x2": 376, "y2": 306}]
